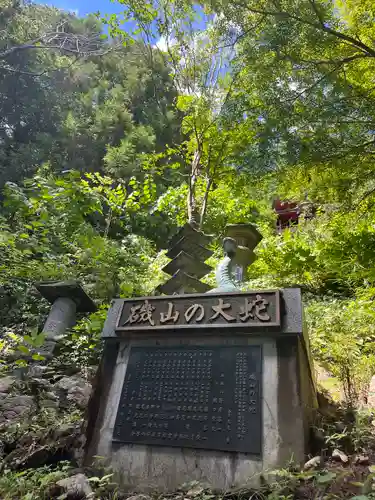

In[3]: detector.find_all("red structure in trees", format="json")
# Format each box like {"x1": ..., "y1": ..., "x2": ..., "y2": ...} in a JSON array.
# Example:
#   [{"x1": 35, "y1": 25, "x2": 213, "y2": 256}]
[{"x1": 273, "y1": 199, "x2": 299, "y2": 233}]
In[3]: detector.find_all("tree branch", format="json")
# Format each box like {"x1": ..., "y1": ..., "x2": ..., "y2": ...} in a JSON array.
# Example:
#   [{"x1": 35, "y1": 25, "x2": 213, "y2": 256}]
[
  {"x1": 0, "y1": 23, "x2": 117, "y2": 63},
  {"x1": 0, "y1": 55, "x2": 79, "y2": 77},
  {"x1": 307, "y1": 0, "x2": 325, "y2": 26},
  {"x1": 199, "y1": 176, "x2": 213, "y2": 229},
  {"x1": 286, "y1": 59, "x2": 353, "y2": 104},
  {"x1": 317, "y1": 138, "x2": 375, "y2": 163},
  {"x1": 218, "y1": 16, "x2": 267, "y2": 49},
  {"x1": 356, "y1": 186, "x2": 375, "y2": 207},
  {"x1": 233, "y1": 1, "x2": 375, "y2": 58},
  {"x1": 284, "y1": 53, "x2": 370, "y2": 68}
]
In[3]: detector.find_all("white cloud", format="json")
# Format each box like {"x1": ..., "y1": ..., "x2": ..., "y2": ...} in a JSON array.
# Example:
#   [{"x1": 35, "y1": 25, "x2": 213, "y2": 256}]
[
  {"x1": 153, "y1": 35, "x2": 176, "y2": 52},
  {"x1": 154, "y1": 35, "x2": 167, "y2": 52}
]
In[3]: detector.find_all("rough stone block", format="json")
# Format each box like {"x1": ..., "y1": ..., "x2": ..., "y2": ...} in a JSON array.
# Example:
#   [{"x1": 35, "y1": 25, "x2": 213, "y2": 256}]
[
  {"x1": 55, "y1": 375, "x2": 92, "y2": 409},
  {"x1": 0, "y1": 376, "x2": 16, "y2": 393},
  {"x1": 56, "y1": 473, "x2": 94, "y2": 499},
  {"x1": 0, "y1": 395, "x2": 35, "y2": 424}
]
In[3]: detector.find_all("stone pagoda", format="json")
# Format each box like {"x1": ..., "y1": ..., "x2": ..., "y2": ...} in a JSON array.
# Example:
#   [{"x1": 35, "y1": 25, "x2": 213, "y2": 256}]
[
  {"x1": 156, "y1": 223, "x2": 213, "y2": 295},
  {"x1": 156, "y1": 222, "x2": 262, "y2": 295}
]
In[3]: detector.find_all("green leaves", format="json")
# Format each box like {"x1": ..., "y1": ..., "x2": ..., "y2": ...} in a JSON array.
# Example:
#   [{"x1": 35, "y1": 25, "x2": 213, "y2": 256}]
[
  {"x1": 316, "y1": 471, "x2": 337, "y2": 484},
  {"x1": 306, "y1": 295, "x2": 375, "y2": 404},
  {"x1": 0, "y1": 166, "x2": 164, "y2": 315},
  {"x1": 17, "y1": 345, "x2": 30, "y2": 355},
  {"x1": 24, "y1": 331, "x2": 46, "y2": 349},
  {"x1": 32, "y1": 354, "x2": 46, "y2": 361}
]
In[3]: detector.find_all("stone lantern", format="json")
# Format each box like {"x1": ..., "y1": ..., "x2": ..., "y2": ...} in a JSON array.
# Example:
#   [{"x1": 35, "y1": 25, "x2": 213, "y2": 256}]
[{"x1": 225, "y1": 223, "x2": 262, "y2": 283}]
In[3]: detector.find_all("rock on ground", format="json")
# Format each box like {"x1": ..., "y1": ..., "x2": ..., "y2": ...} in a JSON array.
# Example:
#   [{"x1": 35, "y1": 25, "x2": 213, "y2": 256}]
[
  {"x1": 56, "y1": 473, "x2": 94, "y2": 499},
  {"x1": 304, "y1": 456, "x2": 322, "y2": 470},
  {"x1": 55, "y1": 375, "x2": 92, "y2": 409},
  {"x1": 4, "y1": 419, "x2": 83, "y2": 469},
  {"x1": 126, "y1": 495, "x2": 152, "y2": 500},
  {"x1": 354, "y1": 455, "x2": 369, "y2": 465},
  {"x1": 0, "y1": 395, "x2": 35, "y2": 425},
  {"x1": 0, "y1": 376, "x2": 16, "y2": 393},
  {"x1": 332, "y1": 449, "x2": 349, "y2": 463}
]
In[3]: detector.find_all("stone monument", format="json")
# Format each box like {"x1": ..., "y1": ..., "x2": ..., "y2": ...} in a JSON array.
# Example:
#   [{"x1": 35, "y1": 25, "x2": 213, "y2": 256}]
[{"x1": 85, "y1": 224, "x2": 317, "y2": 492}]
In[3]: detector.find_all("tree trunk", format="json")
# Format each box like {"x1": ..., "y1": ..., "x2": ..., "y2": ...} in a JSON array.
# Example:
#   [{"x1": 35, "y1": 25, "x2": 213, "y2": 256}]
[
  {"x1": 187, "y1": 149, "x2": 201, "y2": 229},
  {"x1": 199, "y1": 176, "x2": 212, "y2": 230}
]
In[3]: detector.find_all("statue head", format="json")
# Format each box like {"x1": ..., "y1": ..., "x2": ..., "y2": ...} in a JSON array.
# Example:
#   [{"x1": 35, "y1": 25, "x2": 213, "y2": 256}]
[{"x1": 222, "y1": 237, "x2": 237, "y2": 258}]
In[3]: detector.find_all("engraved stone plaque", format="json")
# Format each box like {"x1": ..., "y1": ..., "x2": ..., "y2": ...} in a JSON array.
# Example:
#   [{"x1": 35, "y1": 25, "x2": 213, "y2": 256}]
[
  {"x1": 116, "y1": 290, "x2": 281, "y2": 333},
  {"x1": 113, "y1": 346, "x2": 262, "y2": 454}
]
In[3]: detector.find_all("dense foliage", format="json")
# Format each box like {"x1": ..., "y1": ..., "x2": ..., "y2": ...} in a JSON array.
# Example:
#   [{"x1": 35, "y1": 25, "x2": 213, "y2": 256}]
[
  {"x1": 2, "y1": 0, "x2": 375, "y2": 417},
  {"x1": 4, "y1": 0, "x2": 375, "y2": 498}
]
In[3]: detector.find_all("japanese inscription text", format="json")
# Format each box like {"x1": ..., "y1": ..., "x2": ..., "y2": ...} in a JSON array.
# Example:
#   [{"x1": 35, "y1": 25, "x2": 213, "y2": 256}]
[
  {"x1": 116, "y1": 291, "x2": 280, "y2": 332},
  {"x1": 113, "y1": 346, "x2": 262, "y2": 454}
]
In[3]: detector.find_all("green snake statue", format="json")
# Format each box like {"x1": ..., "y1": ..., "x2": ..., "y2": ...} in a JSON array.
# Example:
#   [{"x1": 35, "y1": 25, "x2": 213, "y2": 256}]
[{"x1": 208, "y1": 237, "x2": 239, "y2": 293}]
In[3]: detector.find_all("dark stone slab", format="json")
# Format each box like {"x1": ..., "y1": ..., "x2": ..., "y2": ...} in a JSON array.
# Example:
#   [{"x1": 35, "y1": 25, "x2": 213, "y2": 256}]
[
  {"x1": 169, "y1": 223, "x2": 212, "y2": 249},
  {"x1": 162, "y1": 251, "x2": 212, "y2": 279},
  {"x1": 35, "y1": 280, "x2": 96, "y2": 313},
  {"x1": 166, "y1": 237, "x2": 213, "y2": 262},
  {"x1": 156, "y1": 270, "x2": 211, "y2": 295},
  {"x1": 113, "y1": 345, "x2": 262, "y2": 454},
  {"x1": 116, "y1": 290, "x2": 281, "y2": 333}
]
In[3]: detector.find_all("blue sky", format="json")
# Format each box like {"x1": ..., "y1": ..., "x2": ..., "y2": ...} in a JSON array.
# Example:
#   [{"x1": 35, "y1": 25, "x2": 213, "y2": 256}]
[
  {"x1": 34, "y1": 0, "x2": 208, "y2": 42},
  {"x1": 35, "y1": 0, "x2": 125, "y2": 17}
]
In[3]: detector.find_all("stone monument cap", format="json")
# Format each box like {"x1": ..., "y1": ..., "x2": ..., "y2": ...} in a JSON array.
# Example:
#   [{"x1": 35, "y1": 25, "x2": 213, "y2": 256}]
[
  {"x1": 156, "y1": 269, "x2": 211, "y2": 295},
  {"x1": 35, "y1": 280, "x2": 97, "y2": 313},
  {"x1": 225, "y1": 223, "x2": 262, "y2": 250}
]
